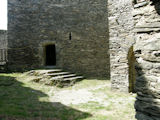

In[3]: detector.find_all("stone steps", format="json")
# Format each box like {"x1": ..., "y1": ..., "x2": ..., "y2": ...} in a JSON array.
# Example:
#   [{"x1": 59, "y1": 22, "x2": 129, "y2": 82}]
[
  {"x1": 50, "y1": 74, "x2": 77, "y2": 80},
  {"x1": 46, "y1": 69, "x2": 63, "y2": 73},
  {"x1": 46, "y1": 72, "x2": 70, "y2": 77},
  {"x1": 27, "y1": 69, "x2": 84, "y2": 87},
  {"x1": 0, "y1": 63, "x2": 7, "y2": 73},
  {"x1": 38, "y1": 69, "x2": 62, "y2": 75},
  {"x1": 27, "y1": 69, "x2": 62, "y2": 75},
  {"x1": 63, "y1": 76, "x2": 84, "y2": 81},
  {"x1": 0, "y1": 62, "x2": 6, "y2": 65}
]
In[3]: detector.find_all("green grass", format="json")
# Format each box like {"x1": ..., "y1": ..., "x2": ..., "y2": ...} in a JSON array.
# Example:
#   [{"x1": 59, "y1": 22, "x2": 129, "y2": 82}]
[
  {"x1": 0, "y1": 73, "x2": 91, "y2": 120},
  {"x1": 0, "y1": 73, "x2": 136, "y2": 120}
]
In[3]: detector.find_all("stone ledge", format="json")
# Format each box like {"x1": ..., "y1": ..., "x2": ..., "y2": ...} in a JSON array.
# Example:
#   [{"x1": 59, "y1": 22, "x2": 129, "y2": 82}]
[
  {"x1": 134, "y1": 28, "x2": 160, "y2": 33},
  {"x1": 134, "y1": 2, "x2": 149, "y2": 8},
  {"x1": 0, "y1": 62, "x2": 6, "y2": 65}
]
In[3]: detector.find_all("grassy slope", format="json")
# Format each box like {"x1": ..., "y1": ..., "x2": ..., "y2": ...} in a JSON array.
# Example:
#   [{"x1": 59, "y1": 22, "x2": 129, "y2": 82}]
[{"x1": 0, "y1": 73, "x2": 136, "y2": 120}]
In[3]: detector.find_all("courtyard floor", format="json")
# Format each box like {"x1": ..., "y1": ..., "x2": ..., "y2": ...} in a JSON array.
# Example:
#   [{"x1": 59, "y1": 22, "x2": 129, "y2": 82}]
[{"x1": 0, "y1": 73, "x2": 136, "y2": 120}]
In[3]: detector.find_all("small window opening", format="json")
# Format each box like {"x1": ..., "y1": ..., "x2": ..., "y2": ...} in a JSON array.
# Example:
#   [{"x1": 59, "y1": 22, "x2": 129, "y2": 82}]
[
  {"x1": 45, "y1": 44, "x2": 56, "y2": 66},
  {"x1": 69, "y1": 32, "x2": 72, "y2": 40}
]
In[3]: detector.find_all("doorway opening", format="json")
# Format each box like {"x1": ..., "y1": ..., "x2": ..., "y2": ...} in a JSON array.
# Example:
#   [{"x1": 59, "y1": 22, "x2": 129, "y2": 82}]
[
  {"x1": 45, "y1": 44, "x2": 56, "y2": 66},
  {"x1": 128, "y1": 46, "x2": 136, "y2": 93}
]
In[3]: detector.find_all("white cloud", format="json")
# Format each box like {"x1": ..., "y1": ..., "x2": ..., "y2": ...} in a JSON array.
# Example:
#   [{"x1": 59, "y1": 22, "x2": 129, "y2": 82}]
[{"x1": 0, "y1": 0, "x2": 7, "y2": 30}]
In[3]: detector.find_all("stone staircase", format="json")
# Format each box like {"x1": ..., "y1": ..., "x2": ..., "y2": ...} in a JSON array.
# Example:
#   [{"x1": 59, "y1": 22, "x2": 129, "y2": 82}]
[
  {"x1": 0, "y1": 49, "x2": 7, "y2": 72},
  {"x1": 27, "y1": 69, "x2": 84, "y2": 87},
  {"x1": 0, "y1": 62, "x2": 7, "y2": 73}
]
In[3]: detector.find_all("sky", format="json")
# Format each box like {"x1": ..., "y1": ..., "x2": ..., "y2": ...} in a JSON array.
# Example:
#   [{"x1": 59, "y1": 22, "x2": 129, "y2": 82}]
[{"x1": 0, "y1": 0, "x2": 7, "y2": 30}]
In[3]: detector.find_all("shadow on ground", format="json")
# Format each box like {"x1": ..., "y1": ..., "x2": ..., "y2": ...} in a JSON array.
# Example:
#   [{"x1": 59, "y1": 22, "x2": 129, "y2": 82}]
[{"x1": 0, "y1": 75, "x2": 92, "y2": 120}]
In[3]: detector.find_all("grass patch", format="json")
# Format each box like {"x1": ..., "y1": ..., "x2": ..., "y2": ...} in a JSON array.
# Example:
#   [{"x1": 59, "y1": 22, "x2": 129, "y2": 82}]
[
  {"x1": 0, "y1": 73, "x2": 91, "y2": 120},
  {"x1": 0, "y1": 73, "x2": 136, "y2": 120}
]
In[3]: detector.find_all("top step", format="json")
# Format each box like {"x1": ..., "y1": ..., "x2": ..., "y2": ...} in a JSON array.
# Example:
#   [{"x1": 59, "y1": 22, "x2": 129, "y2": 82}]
[
  {"x1": 37, "y1": 69, "x2": 63, "y2": 74},
  {"x1": 50, "y1": 74, "x2": 77, "y2": 80},
  {"x1": 0, "y1": 62, "x2": 6, "y2": 65},
  {"x1": 27, "y1": 69, "x2": 63, "y2": 76},
  {"x1": 46, "y1": 72, "x2": 71, "y2": 77}
]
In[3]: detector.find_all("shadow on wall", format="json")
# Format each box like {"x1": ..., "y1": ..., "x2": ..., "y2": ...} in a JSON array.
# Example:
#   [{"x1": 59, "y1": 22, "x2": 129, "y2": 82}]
[
  {"x1": 0, "y1": 75, "x2": 92, "y2": 120},
  {"x1": 134, "y1": 1, "x2": 160, "y2": 120},
  {"x1": 134, "y1": 58, "x2": 160, "y2": 120},
  {"x1": 151, "y1": 0, "x2": 160, "y2": 15}
]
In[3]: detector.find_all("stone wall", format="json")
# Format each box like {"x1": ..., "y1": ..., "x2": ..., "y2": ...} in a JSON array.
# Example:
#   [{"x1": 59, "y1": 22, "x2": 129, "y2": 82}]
[
  {"x1": 133, "y1": 0, "x2": 160, "y2": 119},
  {"x1": 6, "y1": 0, "x2": 160, "y2": 118},
  {"x1": 108, "y1": 0, "x2": 135, "y2": 92},
  {"x1": 0, "y1": 30, "x2": 7, "y2": 71},
  {"x1": 0, "y1": 30, "x2": 7, "y2": 49},
  {"x1": 8, "y1": 0, "x2": 110, "y2": 78}
]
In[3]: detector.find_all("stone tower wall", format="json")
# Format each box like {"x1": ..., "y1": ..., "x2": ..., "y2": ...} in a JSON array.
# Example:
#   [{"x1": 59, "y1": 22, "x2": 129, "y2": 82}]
[
  {"x1": 6, "y1": 0, "x2": 160, "y2": 119},
  {"x1": 8, "y1": 0, "x2": 110, "y2": 78},
  {"x1": 0, "y1": 30, "x2": 7, "y2": 49},
  {"x1": 109, "y1": 0, "x2": 160, "y2": 119},
  {"x1": 108, "y1": 0, "x2": 135, "y2": 92},
  {"x1": 0, "y1": 30, "x2": 7, "y2": 71}
]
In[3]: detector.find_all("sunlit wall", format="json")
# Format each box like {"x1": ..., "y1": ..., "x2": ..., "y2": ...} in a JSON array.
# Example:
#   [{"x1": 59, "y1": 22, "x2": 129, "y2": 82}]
[{"x1": 0, "y1": 0, "x2": 7, "y2": 30}]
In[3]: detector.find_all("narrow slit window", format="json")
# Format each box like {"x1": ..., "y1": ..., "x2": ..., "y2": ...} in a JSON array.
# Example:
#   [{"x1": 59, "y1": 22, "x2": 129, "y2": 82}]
[{"x1": 69, "y1": 32, "x2": 72, "y2": 40}]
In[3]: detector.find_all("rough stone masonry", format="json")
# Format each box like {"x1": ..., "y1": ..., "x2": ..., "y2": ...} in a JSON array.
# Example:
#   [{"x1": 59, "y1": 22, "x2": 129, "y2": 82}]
[
  {"x1": 0, "y1": 30, "x2": 7, "y2": 49},
  {"x1": 133, "y1": 0, "x2": 160, "y2": 120},
  {"x1": 0, "y1": 30, "x2": 7, "y2": 68},
  {"x1": 108, "y1": 0, "x2": 135, "y2": 92},
  {"x1": 0, "y1": 0, "x2": 160, "y2": 119},
  {"x1": 7, "y1": 0, "x2": 110, "y2": 78},
  {"x1": 109, "y1": 0, "x2": 160, "y2": 119}
]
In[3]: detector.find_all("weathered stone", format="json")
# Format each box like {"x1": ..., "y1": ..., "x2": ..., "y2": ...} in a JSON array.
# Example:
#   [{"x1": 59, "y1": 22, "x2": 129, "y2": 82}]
[
  {"x1": 0, "y1": 30, "x2": 7, "y2": 49},
  {"x1": 0, "y1": 1, "x2": 159, "y2": 119},
  {"x1": 136, "y1": 22, "x2": 160, "y2": 28},
  {"x1": 0, "y1": 30, "x2": 7, "y2": 70},
  {"x1": 136, "y1": 112, "x2": 157, "y2": 120},
  {"x1": 134, "y1": 1, "x2": 149, "y2": 8},
  {"x1": 135, "y1": 100, "x2": 160, "y2": 116},
  {"x1": 136, "y1": 57, "x2": 153, "y2": 70},
  {"x1": 27, "y1": 69, "x2": 84, "y2": 87},
  {"x1": 108, "y1": 0, "x2": 135, "y2": 92},
  {"x1": 143, "y1": 39, "x2": 160, "y2": 51},
  {"x1": 142, "y1": 50, "x2": 160, "y2": 62},
  {"x1": 134, "y1": 27, "x2": 160, "y2": 33},
  {"x1": 7, "y1": 0, "x2": 110, "y2": 78},
  {"x1": 134, "y1": 1, "x2": 160, "y2": 119}
]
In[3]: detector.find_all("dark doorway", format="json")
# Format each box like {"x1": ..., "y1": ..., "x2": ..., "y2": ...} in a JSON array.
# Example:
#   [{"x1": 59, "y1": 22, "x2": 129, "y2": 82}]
[
  {"x1": 128, "y1": 46, "x2": 136, "y2": 93},
  {"x1": 45, "y1": 44, "x2": 56, "y2": 66}
]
